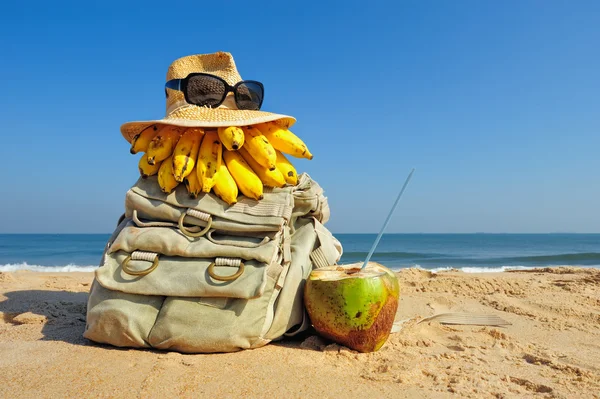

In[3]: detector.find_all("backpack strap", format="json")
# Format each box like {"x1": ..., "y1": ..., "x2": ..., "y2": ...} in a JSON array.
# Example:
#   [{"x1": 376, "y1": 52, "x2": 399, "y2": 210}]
[
  {"x1": 309, "y1": 246, "x2": 331, "y2": 269},
  {"x1": 227, "y1": 199, "x2": 293, "y2": 221},
  {"x1": 132, "y1": 210, "x2": 178, "y2": 228},
  {"x1": 309, "y1": 218, "x2": 343, "y2": 269}
]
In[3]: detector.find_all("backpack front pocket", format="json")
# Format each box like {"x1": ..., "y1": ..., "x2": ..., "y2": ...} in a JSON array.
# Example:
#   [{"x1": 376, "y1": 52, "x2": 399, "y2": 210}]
[{"x1": 96, "y1": 251, "x2": 271, "y2": 299}]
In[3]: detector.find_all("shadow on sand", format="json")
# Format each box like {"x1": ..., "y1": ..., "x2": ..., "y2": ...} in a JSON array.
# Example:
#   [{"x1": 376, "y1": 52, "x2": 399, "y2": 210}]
[
  {"x1": 0, "y1": 290, "x2": 90, "y2": 345},
  {"x1": 0, "y1": 289, "x2": 331, "y2": 353}
]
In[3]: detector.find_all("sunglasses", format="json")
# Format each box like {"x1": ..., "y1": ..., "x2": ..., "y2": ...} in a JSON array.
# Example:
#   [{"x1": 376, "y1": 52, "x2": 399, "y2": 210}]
[{"x1": 165, "y1": 73, "x2": 264, "y2": 111}]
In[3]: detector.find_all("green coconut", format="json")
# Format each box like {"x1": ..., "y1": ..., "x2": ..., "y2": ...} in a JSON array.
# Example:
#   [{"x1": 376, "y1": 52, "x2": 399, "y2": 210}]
[{"x1": 304, "y1": 262, "x2": 400, "y2": 353}]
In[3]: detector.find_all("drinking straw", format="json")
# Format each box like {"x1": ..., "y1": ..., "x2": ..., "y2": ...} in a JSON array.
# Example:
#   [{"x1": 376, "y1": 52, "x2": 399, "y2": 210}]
[{"x1": 361, "y1": 168, "x2": 415, "y2": 270}]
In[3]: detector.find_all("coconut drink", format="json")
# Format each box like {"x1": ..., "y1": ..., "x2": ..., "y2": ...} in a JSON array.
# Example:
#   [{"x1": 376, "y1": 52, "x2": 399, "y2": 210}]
[
  {"x1": 304, "y1": 262, "x2": 400, "y2": 353},
  {"x1": 305, "y1": 169, "x2": 414, "y2": 352}
]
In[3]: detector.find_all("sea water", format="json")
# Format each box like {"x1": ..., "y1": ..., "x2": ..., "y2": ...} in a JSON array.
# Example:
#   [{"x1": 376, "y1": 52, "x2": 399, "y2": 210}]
[{"x1": 0, "y1": 233, "x2": 599, "y2": 272}]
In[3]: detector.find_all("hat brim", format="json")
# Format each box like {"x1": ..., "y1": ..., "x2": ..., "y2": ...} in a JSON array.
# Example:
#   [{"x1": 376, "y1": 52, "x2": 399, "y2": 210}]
[{"x1": 120, "y1": 106, "x2": 296, "y2": 143}]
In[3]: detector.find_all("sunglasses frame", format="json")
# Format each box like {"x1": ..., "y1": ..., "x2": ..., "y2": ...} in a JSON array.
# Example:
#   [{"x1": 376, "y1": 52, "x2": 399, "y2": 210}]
[{"x1": 165, "y1": 73, "x2": 265, "y2": 110}]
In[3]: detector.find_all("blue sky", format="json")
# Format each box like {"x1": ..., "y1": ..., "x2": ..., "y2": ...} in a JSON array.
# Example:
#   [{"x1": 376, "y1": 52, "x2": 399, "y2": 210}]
[{"x1": 1, "y1": 1, "x2": 598, "y2": 233}]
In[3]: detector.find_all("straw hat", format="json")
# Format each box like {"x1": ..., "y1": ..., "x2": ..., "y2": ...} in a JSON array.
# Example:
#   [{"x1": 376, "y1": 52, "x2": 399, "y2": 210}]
[{"x1": 120, "y1": 51, "x2": 296, "y2": 143}]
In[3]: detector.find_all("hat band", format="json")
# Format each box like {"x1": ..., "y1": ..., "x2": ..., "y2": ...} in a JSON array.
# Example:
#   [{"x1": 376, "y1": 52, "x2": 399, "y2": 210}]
[{"x1": 166, "y1": 94, "x2": 238, "y2": 117}]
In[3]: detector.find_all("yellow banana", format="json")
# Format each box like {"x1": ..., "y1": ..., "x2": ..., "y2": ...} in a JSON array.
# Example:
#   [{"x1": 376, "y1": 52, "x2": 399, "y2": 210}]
[
  {"x1": 196, "y1": 130, "x2": 222, "y2": 193},
  {"x1": 183, "y1": 166, "x2": 202, "y2": 198},
  {"x1": 138, "y1": 153, "x2": 162, "y2": 178},
  {"x1": 223, "y1": 150, "x2": 264, "y2": 200},
  {"x1": 255, "y1": 122, "x2": 313, "y2": 160},
  {"x1": 217, "y1": 126, "x2": 245, "y2": 151},
  {"x1": 172, "y1": 128, "x2": 203, "y2": 182},
  {"x1": 239, "y1": 147, "x2": 286, "y2": 188},
  {"x1": 157, "y1": 154, "x2": 179, "y2": 193},
  {"x1": 275, "y1": 150, "x2": 298, "y2": 185},
  {"x1": 213, "y1": 161, "x2": 238, "y2": 205},
  {"x1": 241, "y1": 125, "x2": 277, "y2": 170},
  {"x1": 147, "y1": 125, "x2": 183, "y2": 165},
  {"x1": 130, "y1": 124, "x2": 159, "y2": 154}
]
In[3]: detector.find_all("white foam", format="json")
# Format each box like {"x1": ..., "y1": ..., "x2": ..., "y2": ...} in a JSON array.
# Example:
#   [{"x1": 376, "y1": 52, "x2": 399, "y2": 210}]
[
  {"x1": 394, "y1": 265, "x2": 539, "y2": 273},
  {"x1": 430, "y1": 265, "x2": 536, "y2": 273},
  {"x1": 423, "y1": 265, "x2": 599, "y2": 273},
  {"x1": 0, "y1": 263, "x2": 97, "y2": 272}
]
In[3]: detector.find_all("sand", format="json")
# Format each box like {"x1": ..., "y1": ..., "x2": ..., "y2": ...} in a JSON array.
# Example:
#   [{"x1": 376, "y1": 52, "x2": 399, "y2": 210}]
[{"x1": 0, "y1": 267, "x2": 598, "y2": 399}]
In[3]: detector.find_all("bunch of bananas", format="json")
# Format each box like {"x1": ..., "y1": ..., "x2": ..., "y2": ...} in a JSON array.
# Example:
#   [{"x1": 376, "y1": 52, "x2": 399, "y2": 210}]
[{"x1": 131, "y1": 122, "x2": 312, "y2": 204}]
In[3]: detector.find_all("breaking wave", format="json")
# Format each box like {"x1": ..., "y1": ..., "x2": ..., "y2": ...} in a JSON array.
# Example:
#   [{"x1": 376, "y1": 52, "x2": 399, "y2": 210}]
[{"x1": 0, "y1": 263, "x2": 97, "y2": 272}]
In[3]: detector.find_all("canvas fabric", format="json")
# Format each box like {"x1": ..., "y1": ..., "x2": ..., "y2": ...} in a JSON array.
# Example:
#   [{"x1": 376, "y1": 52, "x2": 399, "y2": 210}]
[{"x1": 84, "y1": 173, "x2": 342, "y2": 353}]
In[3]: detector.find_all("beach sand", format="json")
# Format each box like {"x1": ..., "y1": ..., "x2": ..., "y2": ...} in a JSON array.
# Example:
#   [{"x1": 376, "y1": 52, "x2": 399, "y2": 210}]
[{"x1": 0, "y1": 267, "x2": 598, "y2": 398}]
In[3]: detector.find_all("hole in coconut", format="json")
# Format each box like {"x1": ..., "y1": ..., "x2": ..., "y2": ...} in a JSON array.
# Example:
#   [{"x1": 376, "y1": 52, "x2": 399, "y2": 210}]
[{"x1": 355, "y1": 311, "x2": 362, "y2": 318}]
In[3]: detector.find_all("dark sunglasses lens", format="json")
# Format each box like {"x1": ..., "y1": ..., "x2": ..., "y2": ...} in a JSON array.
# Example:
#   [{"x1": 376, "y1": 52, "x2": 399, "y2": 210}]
[
  {"x1": 235, "y1": 82, "x2": 263, "y2": 110},
  {"x1": 186, "y1": 75, "x2": 226, "y2": 107}
]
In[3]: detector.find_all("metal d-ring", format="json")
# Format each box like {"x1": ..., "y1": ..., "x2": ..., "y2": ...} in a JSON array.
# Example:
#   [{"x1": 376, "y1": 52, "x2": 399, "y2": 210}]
[
  {"x1": 207, "y1": 262, "x2": 245, "y2": 282},
  {"x1": 122, "y1": 255, "x2": 160, "y2": 276},
  {"x1": 178, "y1": 213, "x2": 212, "y2": 237}
]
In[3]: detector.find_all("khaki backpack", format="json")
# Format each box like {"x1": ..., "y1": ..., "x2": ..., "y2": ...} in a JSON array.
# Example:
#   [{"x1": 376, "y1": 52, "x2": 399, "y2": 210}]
[{"x1": 84, "y1": 174, "x2": 342, "y2": 353}]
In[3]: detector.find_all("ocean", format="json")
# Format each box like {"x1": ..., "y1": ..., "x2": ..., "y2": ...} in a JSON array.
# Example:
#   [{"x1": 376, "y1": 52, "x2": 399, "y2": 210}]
[{"x1": 0, "y1": 233, "x2": 599, "y2": 273}]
